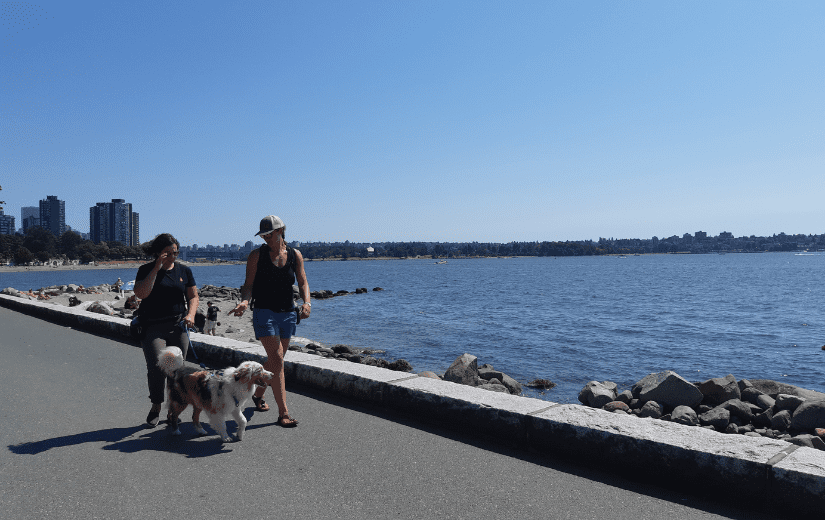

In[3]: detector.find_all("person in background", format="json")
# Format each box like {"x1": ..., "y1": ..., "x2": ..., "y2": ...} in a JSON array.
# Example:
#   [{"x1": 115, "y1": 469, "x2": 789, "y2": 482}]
[
  {"x1": 229, "y1": 215, "x2": 311, "y2": 428},
  {"x1": 134, "y1": 233, "x2": 199, "y2": 427},
  {"x1": 204, "y1": 301, "x2": 219, "y2": 336}
]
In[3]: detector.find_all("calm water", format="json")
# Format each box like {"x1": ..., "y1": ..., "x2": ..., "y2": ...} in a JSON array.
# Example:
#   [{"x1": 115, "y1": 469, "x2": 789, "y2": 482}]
[{"x1": 3, "y1": 253, "x2": 824, "y2": 403}]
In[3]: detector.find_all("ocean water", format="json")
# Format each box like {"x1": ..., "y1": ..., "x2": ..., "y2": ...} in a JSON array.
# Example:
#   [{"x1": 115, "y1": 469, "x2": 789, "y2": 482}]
[{"x1": 3, "y1": 253, "x2": 824, "y2": 403}]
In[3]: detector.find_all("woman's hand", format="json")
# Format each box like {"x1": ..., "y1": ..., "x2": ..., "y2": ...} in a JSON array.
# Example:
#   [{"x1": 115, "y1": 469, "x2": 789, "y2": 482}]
[{"x1": 229, "y1": 301, "x2": 248, "y2": 317}]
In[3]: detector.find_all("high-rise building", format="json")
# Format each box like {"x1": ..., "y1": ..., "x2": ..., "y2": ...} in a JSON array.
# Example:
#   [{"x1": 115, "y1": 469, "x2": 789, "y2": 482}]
[
  {"x1": 21, "y1": 206, "x2": 39, "y2": 232},
  {"x1": 0, "y1": 209, "x2": 15, "y2": 235},
  {"x1": 89, "y1": 199, "x2": 139, "y2": 246},
  {"x1": 39, "y1": 196, "x2": 66, "y2": 237}
]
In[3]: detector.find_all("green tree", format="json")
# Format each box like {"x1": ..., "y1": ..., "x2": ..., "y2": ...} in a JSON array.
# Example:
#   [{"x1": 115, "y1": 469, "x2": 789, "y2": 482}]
[
  {"x1": 58, "y1": 231, "x2": 84, "y2": 259},
  {"x1": 14, "y1": 246, "x2": 34, "y2": 265},
  {"x1": 23, "y1": 227, "x2": 58, "y2": 256}
]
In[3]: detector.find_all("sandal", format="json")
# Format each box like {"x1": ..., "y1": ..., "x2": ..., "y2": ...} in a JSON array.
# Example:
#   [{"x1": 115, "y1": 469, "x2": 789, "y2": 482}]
[
  {"x1": 277, "y1": 414, "x2": 298, "y2": 428},
  {"x1": 251, "y1": 396, "x2": 270, "y2": 412}
]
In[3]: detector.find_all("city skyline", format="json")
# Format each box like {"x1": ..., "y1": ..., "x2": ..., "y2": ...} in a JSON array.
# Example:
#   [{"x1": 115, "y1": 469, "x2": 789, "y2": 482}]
[{"x1": 2, "y1": 2, "x2": 823, "y2": 245}]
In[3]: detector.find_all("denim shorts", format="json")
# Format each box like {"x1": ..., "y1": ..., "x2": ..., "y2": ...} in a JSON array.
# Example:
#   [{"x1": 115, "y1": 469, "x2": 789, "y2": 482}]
[{"x1": 252, "y1": 308, "x2": 296, "y2": 339}]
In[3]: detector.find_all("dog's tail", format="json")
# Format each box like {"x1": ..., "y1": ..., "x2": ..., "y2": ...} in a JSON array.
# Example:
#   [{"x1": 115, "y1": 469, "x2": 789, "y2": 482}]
[{"x1": 157, "y1": 346, "x2": 184, "y2": 376}]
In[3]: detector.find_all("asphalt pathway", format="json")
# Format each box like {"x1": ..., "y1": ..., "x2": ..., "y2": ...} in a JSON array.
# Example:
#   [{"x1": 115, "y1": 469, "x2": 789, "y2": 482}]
[{"x1": 0, "y1": 307, "x2": 775, "y2": 520}]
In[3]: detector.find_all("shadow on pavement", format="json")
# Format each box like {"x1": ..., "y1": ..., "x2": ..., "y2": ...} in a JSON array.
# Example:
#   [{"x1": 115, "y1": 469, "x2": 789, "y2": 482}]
[{"x1": 8, "y1": 421, "x2": 235, "y2": 458}]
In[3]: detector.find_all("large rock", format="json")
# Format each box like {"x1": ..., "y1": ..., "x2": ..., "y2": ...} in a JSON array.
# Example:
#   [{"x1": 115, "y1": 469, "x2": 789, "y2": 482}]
[
  {"x1": 478, "y1": 364, "x2": 523, "y2": 395},
  {"x1": 632, "y1": 371, "x2": 704, "y2": 409},
  {"x1": 443, "y1": 354, "x2": 478, "y2": 386},
  {"x1": 749, "y1": 379, "x2": 825, "y2": 401},
  {"x1": 671, "y1": 405, "x2": 699, "y2": 426},
  {"x1": 770, "y1": 410, "x2": 792, "y2": 431},
  {"x1": 578, "y1": 381, "x2": 617, "y2": 408},
  {"x1": 699, "y1": 407, "x2": 730, "y2": 430},
  {"x1": 638, "y1": 401, "x2": 663, "y2": 419},
  {"x1": 718, "y1": 399, "x2": 753, "y2": 422},
  {"x1": 790, "y1": 400, "x2": 825, "y2": 430},
  {"x1": 741, "y1": 387, "x2": 775, "y2": 411},
  {"x1": 774, "y1": 394, "x2": 806, "y2": 412},
  {"x1": 696, "y1": 374, "x2": 741, "y2": 406}
]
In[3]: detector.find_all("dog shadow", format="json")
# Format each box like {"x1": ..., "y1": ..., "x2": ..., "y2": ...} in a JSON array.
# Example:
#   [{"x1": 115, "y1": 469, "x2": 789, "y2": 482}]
[{"x1": 8, "y1": 419, "x2": 239, "y2": 458}]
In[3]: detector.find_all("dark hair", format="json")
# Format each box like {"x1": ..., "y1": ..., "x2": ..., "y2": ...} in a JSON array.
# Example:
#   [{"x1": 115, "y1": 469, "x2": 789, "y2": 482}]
[{"x1": 147, "y1": 233, "x2": 180, "y2": 257}]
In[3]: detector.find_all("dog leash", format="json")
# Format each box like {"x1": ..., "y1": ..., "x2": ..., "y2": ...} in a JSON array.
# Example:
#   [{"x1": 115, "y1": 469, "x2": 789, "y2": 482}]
[{"x1": 179, "y1": 321, "x2": 207, "y2": 369}]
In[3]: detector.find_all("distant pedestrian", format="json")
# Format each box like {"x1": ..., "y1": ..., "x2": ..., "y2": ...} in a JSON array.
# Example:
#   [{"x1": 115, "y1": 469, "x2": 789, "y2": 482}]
[
  {"x1": 134, "y1": 233, "x2": 199, "y2": 427},
  {"x1": 204, "y1": 301, "x2": 219, "y2": 335},
  {"x1": 229, "y1": 215, "x2": 311, "y2": 428}
]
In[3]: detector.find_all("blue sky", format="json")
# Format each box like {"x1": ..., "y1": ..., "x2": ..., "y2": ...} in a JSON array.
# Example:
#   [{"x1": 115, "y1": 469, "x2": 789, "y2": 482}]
[{"x1": 2, "y1": 1, "x2": 822, "y2": 246}]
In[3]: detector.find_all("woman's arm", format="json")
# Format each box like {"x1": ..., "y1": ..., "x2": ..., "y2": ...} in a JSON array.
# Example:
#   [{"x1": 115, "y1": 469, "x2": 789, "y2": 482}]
[
  {"x1": 295, "y1": 249, "x2": 311, "y2": 318},
  {"x1": 183, "y1": 285, "x2": 199, "y2": 327},
  {"x1": 134, "y1": 257, "x2": 164, "y2": 299}
]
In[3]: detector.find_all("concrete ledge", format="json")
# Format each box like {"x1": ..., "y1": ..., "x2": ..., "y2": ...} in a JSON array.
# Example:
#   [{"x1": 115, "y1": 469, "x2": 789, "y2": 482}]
[{"x1": 2, "y1": 293, "x2": 823, "y2": 513}]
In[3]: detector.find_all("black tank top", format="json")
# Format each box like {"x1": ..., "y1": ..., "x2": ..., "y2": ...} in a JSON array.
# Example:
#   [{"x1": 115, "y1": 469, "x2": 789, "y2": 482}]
[{"x1": 251, "y1": 244, "x2": 296, "y2": 312}]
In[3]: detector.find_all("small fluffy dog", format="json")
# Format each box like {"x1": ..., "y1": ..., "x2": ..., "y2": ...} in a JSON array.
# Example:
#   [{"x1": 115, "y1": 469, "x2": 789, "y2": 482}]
[{"x1": 157, "y1": 347, "x2": 274, "y2": 442}]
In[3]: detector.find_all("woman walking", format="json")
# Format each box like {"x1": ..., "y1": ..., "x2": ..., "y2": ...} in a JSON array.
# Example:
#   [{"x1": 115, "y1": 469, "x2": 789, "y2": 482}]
[{"x1": 229, "y1": 215, "x2": 311, "y2": 427}]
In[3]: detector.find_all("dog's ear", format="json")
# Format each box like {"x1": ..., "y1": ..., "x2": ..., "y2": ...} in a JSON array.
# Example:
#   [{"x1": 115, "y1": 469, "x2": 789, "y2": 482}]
[{"x1": 234, "y1": 365, "x2": 251, "y2": 382}]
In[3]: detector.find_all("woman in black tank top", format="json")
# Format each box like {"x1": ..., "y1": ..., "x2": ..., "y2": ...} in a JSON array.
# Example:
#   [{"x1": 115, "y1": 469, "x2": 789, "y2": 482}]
[{"x1": 229, "y1": 216, "x2": 312, "y2": 427}]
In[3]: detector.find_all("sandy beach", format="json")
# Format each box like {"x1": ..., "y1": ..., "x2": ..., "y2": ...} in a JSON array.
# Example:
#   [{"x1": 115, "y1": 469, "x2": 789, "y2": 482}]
[
  {"x1": 4, "y1": 284, "x2": 261, "y2": 345},
  {"x1": 0, "y1": 259, "x2": 242, "y2": 273}
]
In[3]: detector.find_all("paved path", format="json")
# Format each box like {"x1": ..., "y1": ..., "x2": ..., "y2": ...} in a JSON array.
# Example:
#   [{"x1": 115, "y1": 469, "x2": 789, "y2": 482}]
[{"x1": 0, "y1": 307, "x2": 774, "y2": 519}]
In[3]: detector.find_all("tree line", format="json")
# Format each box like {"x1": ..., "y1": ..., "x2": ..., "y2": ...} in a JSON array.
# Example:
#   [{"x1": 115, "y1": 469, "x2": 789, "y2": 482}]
[
  {"x1": 298, "y1": 240, "x2": 605, "y2": 260},
  {"x1": 0, "y1": 228, "x2": 147, "y2": 265}
]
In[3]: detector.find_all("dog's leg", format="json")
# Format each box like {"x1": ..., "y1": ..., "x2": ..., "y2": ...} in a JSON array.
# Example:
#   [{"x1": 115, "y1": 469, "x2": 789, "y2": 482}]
[
  {"x1": 167, "y1": 402, "x2": 186, "y2": 436},
  {"x1": 207, "y1": 413, "x2": 232, "y2": 442},
  {"x1": 233, "y1": 407, "x2": 248, "y2": 441},
  {"x1": 191, "y1": 407, "x2": 208, "y2": 436}
]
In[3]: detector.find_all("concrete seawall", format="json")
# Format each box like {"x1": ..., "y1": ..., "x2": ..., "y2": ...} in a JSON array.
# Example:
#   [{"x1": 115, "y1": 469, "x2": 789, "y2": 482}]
[{"x1": 2, "y1": 292, "x2": 823, "y2": 513}]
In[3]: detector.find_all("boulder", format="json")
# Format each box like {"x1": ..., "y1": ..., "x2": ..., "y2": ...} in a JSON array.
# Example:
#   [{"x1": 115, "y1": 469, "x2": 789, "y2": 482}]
[
  {"x1": 718, "y1": 399, "x2": 753, "y2": 422},
  {"x1": 749, "y1": 379, "x2": 825, "y2": 401},
  {"x1": 603, "y1": 401, "x2": 630, "y2": 413},
  {"x1": 479, "y1": 378, "x2": 510, "y2": 393},
  {"x1": 696, "y1": 374, "x2": 741, "y2": 406},
  {"x1": 526, "y1": 379, "x2": 556, "y2": 390},
  {"x1": 671, "y1": 405, "x2": 699, "y2": 426},
  {"x1": 616, "y1": 390, "x2": 633, "y2": 404},
  {"x1": 419, "y1": 371, "x2": 441, "y2": 380},
  {"x1": 387, "y1": 359, "x2": 413, "y2": 372},
  {"x1": 638, "y1": 401, "x2": 663, "y2": 419},
  {"x1": 699, "y1": 407, "x2": 730, "y2": 430},
  {"x1": 633, "y1": 371, "x2": 704, "y2": 409},
  {"x1": 775, "y1": 394, "x2": 806, "y2": 412},
  {"x1": 478, "y1": 364, "x2": 522, "y2": 395},
  {"x1": 770, "y1": 410, "x2": 792, "y2": 431},
  {"x1": 790, "y1": 400, "x2": 825, "y2": 430},
  {"x1": 787, "y1": 435, "x2": 825, "y2": 451},
  {"x1": 753, "y1": 409, "x2": 774, "y2": 428},
  {"x1": 443, "y1": 354, "x2": 478, "y2": 385},
  {"x1": 578, "y1": 381, "x2": 617, "y2": 408}
]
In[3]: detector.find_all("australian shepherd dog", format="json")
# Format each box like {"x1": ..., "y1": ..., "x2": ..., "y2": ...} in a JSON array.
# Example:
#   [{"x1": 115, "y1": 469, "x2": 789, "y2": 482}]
[{"x1": 157, "y1": 347, "x2": 274, "y2": 442}]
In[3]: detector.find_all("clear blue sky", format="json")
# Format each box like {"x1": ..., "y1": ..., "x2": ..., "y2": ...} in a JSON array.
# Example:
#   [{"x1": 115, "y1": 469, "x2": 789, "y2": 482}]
[{"x1": 2, "y1": 0, "x2": 823, "y2": 246}]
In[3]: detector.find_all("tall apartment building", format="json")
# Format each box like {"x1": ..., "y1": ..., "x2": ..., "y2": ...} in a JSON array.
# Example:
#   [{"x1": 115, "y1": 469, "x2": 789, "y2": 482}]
[
  {"x1": 39, "y1": 195, "x2": 66, "y2": 237},
  {"x1": 21, "y1": 206, "x2": 39, "y2": 232},
  {"x1": 90, "y1": 199, "x2": 140, "y2": 246},
  {"x1": 0, "y1": 209, "x2": 15, "y2": 235}
]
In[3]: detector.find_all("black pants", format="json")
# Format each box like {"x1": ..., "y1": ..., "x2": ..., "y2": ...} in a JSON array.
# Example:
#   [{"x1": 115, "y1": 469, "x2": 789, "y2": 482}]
[{"x1": 140, "y1": 319, "x2": 189, "y2": 404}]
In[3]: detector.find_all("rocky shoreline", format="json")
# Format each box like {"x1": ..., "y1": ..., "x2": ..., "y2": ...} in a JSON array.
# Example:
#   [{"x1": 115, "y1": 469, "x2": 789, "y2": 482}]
[
  {"x1": 578, "y1": 371, "x2": 825, "y2": 450},
  {"x1": 4, "y1": 282, "x2": 825, "y2": 449}
]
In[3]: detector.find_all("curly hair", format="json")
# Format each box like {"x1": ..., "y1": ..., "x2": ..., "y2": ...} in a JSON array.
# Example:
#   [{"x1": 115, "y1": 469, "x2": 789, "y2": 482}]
[{"x1": 145, "y1": 233, "x2": 180, "y2": 257}]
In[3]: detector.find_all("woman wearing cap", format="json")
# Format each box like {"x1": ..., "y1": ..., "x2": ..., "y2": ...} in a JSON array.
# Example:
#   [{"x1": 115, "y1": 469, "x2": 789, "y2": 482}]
[
  {"x1": 134, "y1": 233, "x2": 199, "y2": 427},
  {"x1": 229, "y1": 215, "x2": 311, "y2": 427}
]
